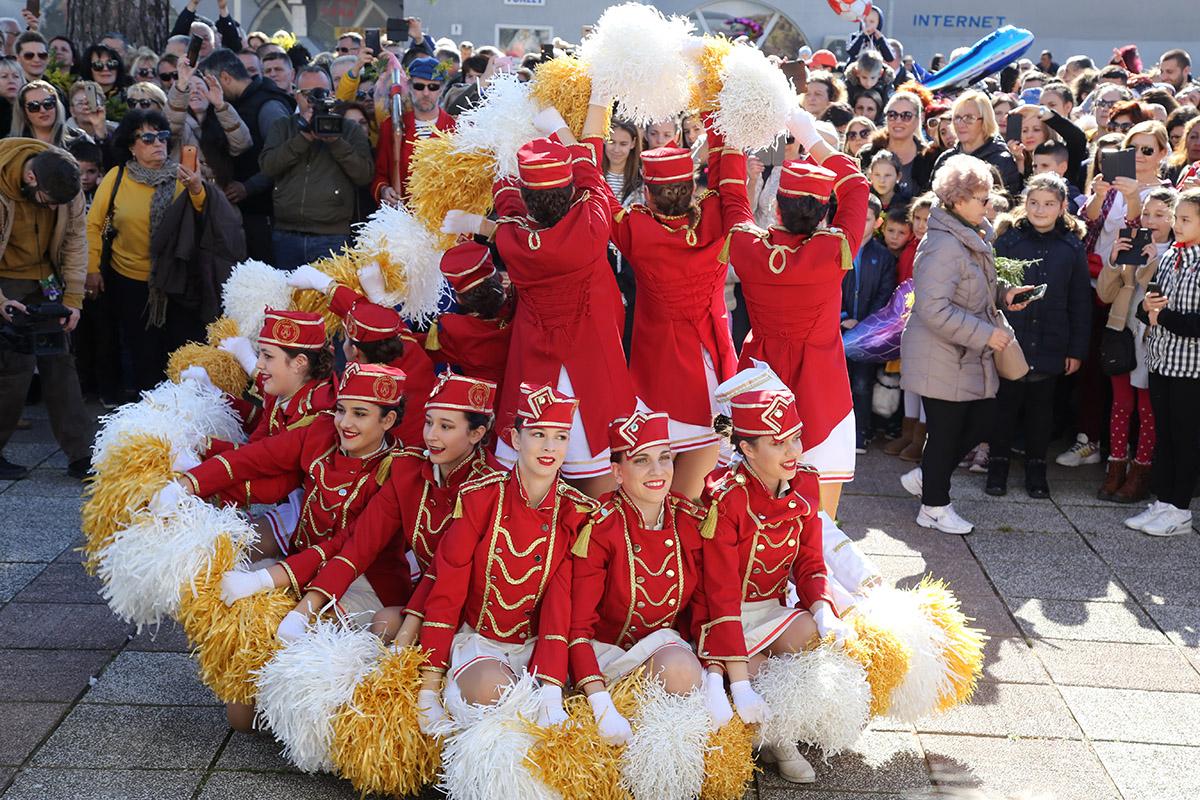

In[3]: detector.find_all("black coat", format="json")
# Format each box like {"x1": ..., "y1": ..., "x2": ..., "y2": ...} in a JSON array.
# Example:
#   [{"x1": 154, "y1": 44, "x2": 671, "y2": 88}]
[
  {"x1": 993, "y1": 219, "x2": 1092, "y2": 374},
  {"x1": 842, "y1": 237, "x2": 898, "y2": 323}
]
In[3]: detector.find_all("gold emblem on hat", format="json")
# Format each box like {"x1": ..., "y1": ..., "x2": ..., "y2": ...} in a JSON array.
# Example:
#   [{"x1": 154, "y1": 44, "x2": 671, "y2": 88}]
[
  {"x1": 275, "y1": 318, "x2": 301, "y2": 344},
  {"x1": 373, "y1": 374, "x2": 399, "y2": 402},
  {"x1": 467, "y1": 382, "x2": 489, "y2": 410}
]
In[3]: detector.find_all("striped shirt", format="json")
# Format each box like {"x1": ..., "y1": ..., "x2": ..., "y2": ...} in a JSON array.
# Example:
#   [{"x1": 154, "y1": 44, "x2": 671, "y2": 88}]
[{"x1": 1145, "y1": 242, "x2": 1200, "y2": 378}]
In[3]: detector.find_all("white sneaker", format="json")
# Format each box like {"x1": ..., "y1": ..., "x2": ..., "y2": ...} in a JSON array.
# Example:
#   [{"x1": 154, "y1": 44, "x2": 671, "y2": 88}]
[
  {"x1": 1055, "y1": 434, "x2": 1101, "y2": 467},
  {"x1": 900, "y1": 466, "x2": 923, "y2": 497},
  {"x1": 761, "y1": 742, "x2": 816, "y2": 784},
  {"x1": 917, "y1": 503, "x2": 974, "y2": 534},
  {"x1": 1125, "y1": 500, "x2": 1171, "y2": 531},
  {"x1": 1142, "y1": 507, "x2": 1194, "y2": 537}
]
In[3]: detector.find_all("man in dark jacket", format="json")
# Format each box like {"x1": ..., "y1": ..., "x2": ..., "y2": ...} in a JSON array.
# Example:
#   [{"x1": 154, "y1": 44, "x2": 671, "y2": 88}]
[
  {"x1": 260, "y1": 65, "x2": 373, "y2": 270},
  {"x1": 841, "y1": 194, "x2": 897, "y2": 451}
]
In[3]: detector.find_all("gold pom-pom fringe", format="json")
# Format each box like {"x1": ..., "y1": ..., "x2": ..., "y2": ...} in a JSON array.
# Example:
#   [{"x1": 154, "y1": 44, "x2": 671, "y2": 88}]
[
  {"x1": 329, "y1": 645, "x2": 442, "y2": 798},
  {"x1": 915, "y1": 576, "x2": 987, "y2": 712},
  {"x1": 80, "y1": 433, "x2": 174, "y2": 573},
  {"x1": 529, "y1": 56, "x2": 611, "y2": 139},
  {"x1": 845, "y1": 612, "x2": 913, "y2": 717},
  {"x1": 177, "y1": 535, "x2": 294, "y2": 705},
  {"x1": 690, "y1": 36, "x2": 735, "y2": 113},
  {"x1": 205, "y1": 316, "x2": 241, "y2": 345},
  {"x1": 409, "y1": 133, "x2": 496, "y2": 247},
  {"x1": 700, "y1": 715, "x2": 756, "y2": 800},
  {"x1": 290, "y1": 250, "x2": 364, "y2": 335},
  {"x1": 167, "y1": 343, "x2": 250, "y2": 398}
]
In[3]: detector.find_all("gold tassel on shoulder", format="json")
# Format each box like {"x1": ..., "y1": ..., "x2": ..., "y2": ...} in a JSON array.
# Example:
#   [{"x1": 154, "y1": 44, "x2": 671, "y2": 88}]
[
  {"x1": 452, "y1": 494, "x2": 464, "y2": 520},
  {"x1": 699, "y1": 500, "x2": 719, "y2": 539},
  {"x1": 570, "y1": 519, "x2": 593, "y2": 558},
  {"x1": 374, "y1": 454, "x2": 394, "y2": 486},
  {"x1": 424, "y1": 321, "x2": 440, "y2": 351}
]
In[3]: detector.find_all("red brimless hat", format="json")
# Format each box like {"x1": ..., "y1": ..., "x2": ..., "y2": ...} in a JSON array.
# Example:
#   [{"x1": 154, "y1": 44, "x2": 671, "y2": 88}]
[
  {"x1": 258, "y1": 309, "x2": 326, "y2": 350},
  {"x1": 517, "y1": 138, "x2": 573, "y2": 189}
]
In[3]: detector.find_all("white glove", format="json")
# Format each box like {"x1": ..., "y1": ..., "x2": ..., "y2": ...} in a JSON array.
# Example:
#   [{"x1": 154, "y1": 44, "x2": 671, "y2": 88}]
[
  {"x1": 441, "y1": 210, "x2": 484, "y2": 236},
  {"x1": 703, "y1": 672, "x2": 734, "y2": 728},
  {"x1": 532, "y1": 106, "x2": 569, "y2": 136},
  {"x1": 171, "y1": 447, "x2": 202, "y2": 473},
  {"x1": 417, "y1": 688, "x2": 446, "y2": 735},
  {"x1": 587, "y1": 690, "x2": 633, "y2": 745},
  {"x1": 149, "y1": 481, "x2": 187, "y2": 515},
  {"x1": 786, "y1": 107, "x2": 823, "y2": 151},
  {"x1": 179, "y1": 365, "x2": 218, "y2": 394},
  {"x1": 356, "y1": 262, "x2": 388, "y2": 304},
  {"x1": 535, "y1": 683, "x2": 568, "y2": 727},
  {"x1": 588, "y1": 86, "x2": 613, "y2": 107},
  {"x1": 219, "y1": 568, "x2": 275, "y2": 606},
  {"x1": 218, "y1": 336, "x2": 258, "y2": 375},
  {"x1": 730, "y1": 679, "x2": 772, "y2": 725},
  {"x1": 812, "y1": 601, "x2": 853, "y2": 645},
  {"x1": 275, "y1": 610, "x2": 309, "y2": 643},
  {"x1": 287, "y1": 264, "x2": 334, "y2": 293}
]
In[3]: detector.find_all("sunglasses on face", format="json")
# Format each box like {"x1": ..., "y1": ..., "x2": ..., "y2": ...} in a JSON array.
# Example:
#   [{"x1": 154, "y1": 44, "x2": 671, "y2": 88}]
[
  {"x1": 953, "y1": 114, "x2": 981, "y2": 125},
  {"x1": 158, "y1": 71, "x2": 177, "y2": 82},
  {"x1": 1137, "y1": 145, "x2": 1158, "y2": 156},
  {"x1": 1108, "y1": 121, "x2": 1134, "y2": 132},
  {"x1": 886, "y1": 110, "x2": 915, "y2": 121},
  {"x1": 135, "y1": 67, "x2": 155, "y2": 77},
  {"x1": 20, "y1": 51, "x2": 48, "y2": 61},
  {"x1": 336, "y1": 46, "x2": 359, "y2": 54},
  {"x1": 91, "y1": 59, "x2": 119, "y2": 71},
  {"x1": 24, "y1": 98, "x2": 55, "y2": 112},
  {"x1": 136, "y1": 130, "x2": 170, "y2": 144},
  {"x1": 410, "y1": 81, "x2": 441, "y2": 92},
  {"x1": 845, "y1": 129, "x2": 871, "y2": 139},
  {"x1": 128, "y1": 98, "x2": 157, "y2": 109}
]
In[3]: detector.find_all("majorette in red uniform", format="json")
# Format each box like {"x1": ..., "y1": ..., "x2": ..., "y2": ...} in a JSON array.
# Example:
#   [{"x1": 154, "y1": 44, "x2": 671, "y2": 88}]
[
  {"x1": 424, "y1": 241, "x2": 514, "y2": 390},
  {"x1": 596, "y1": 117, "x2": 740, "y2": 459},
  {"x1": 718, "y1": 111, "x2": 871, "y2": 485},
  {"x1": 416, "y1": 384, "x2": 598, "y2": 731}
]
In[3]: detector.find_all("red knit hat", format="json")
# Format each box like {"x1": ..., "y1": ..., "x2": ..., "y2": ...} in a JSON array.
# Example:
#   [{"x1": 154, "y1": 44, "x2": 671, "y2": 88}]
[
  {"x1": 609, "y1": 411, "x2": 671, "y2": 456},
  {"x1": 517, "y1": 138, "x2": 573, "y2": 189},
  {"x1": 426, "y1": 372, "x2": 496, "y2": 416},
  {"x1": 777, "y1": 160, "x2": 837, "y2": 199},
  {"x1": 730, "y1": 389, "x2": 803, "y2": 441},
  {"x1": 344, "y1": 300, "x2": 402, "y2": 343},
  {"x1": 515, "y1": 382, "x2": 576, "y2": 429},
  {"x1": 440, "y1": 241, "x2": 496, "y2": 294},
  {"x1": 641, "y1": 146, "x2": 694, "y2": 184},
  {"x1": 337, "y1": 362, "x2": 407, "y2": 405},
  {"x1": 258, "y1": 309, "x2": 326, "y2": 350}
]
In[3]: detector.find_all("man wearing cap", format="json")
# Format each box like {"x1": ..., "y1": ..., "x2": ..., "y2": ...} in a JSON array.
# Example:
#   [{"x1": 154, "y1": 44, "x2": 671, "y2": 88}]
[
  {"x1": 0, "y1": 140, "x2": 92, "y2": 481},
  {"x1": 717, "y1": 106, "x2": 871, "y2": 517},
  {"x1": 425, "y1": 240, "x2": 513, "y2": 390},
  {"x1": 372, "y1": 55, "x2": 456, "y2": 207}
]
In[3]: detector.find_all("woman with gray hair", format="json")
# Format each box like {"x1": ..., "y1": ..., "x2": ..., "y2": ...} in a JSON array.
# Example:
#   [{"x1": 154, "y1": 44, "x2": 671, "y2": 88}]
[{"x1": 899, "y1": 154, "x2": 1035, "y2": 533}]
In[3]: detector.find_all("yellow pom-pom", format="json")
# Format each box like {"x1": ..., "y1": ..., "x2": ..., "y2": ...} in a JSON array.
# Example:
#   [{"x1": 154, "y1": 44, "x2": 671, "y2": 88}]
[
  {"x1": 408, "y1": 132, "x2": 496, "y2": 244},
  {"x1": 80, "y1": 433, "x2": 174, "y2": 573},
  {"x1": 844, "y1": 611, "x2": 913, "y2": 717},
  {"x1": 167, "y1": 343, "x2": 249, "y2": 398},
  {"x1": 529, "y1": 56, "x2": 611, "y2": 138},
  {"x1": 527, "y1": 692, "x2": 630, "y2": 800},
  {"x1": 700, "y1": 716, "x2": 757, "y2": 800},
  {"x1": 290, "y1": 250, "x2": 362, "y2": 335},
  {"x1": 329, "y1": 645, "x2": 441, "y2": 797},
  {"x1": 205, "y1": 316, "x2": 241, "y2": 346},
  {"x1": 176, "y1": 535, "x2": 294, "y2": 705},
  {"x1": 691, "y1": 36, "x2": 735, "y2": 113},
  {"x1": 915, "y1": 577, "x2": 986, "y2": 712}
]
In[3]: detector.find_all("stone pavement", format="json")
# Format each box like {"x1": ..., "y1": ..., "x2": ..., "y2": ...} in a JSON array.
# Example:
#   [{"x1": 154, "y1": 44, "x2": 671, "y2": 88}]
[{"x1": 1, "y1": 400, "x2": 1198, "y2": 800}]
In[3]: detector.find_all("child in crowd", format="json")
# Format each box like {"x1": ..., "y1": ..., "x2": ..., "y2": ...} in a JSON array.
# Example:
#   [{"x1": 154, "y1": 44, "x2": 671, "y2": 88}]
[
  {"x1": 67, "y1": 138, "x2": 103, "y2": 209},
  {"x1": 881, "y1": 206, "x2": 913, "y2": 260},
  {"x1": 841, "y1": 194, "x2": 897, "y2": 453},
  {"x1": 1031, "y1": 140, "x2": 1084, "y2": 213},
  {"x1": 895, "y1": 193, "x2": 934, "y2": 285},
  {"x1": 867, "y1": 149, "x2": 910, "y2": 212}
]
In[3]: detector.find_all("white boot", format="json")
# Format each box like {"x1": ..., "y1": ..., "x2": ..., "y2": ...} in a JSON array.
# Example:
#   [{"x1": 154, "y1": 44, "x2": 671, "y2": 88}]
[
  {"x1": 1125, "y1": 500, "x2": 1170, "y2": 532},
  {"x1": 760, "y1": 741, "x2": 816, "y2": 784},
  {"x1": 900, "y1": 466, "x2": 923, "y2": 497},
  {"x1": 916, "y1": 503, "x2": 974, "y2": 535}
]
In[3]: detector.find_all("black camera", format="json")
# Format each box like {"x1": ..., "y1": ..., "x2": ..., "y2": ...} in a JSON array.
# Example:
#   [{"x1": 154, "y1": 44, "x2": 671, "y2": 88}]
[
  {"x1": 0, "y1": 301, "x2": 70, "y2": 355},
  {"x1": 302, "y1": 87, "x2": 343, "y2": 137}
]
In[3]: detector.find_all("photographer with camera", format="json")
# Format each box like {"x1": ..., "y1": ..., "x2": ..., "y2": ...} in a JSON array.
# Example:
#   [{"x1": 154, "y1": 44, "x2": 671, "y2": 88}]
[
  {"x1": 0, "y1": 138, "x2": 93, "y2": 481},
  {"x1": 260, "y1": 65, "x2": 372, "y2": 270}
]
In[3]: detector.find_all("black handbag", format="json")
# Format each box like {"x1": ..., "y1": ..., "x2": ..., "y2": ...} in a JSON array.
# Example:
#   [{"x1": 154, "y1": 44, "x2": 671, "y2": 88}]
[
  {"x1": 1099, "y1": 326, "x2": 1136, "y2": 376},
  {"x1": 98, "y1": 165, "x2": 124, "y2": 279}
]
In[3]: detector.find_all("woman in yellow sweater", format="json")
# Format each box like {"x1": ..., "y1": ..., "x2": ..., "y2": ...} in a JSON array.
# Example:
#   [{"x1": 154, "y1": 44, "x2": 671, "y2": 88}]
[{"x1": 86, "y1": 109, "x2": 206, "y2": 391}]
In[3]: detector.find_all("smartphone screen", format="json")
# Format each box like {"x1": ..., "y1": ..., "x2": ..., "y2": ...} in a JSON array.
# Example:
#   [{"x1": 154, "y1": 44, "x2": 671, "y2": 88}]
[
  {"x1": 26, "y1": 0, "x2": 40, "y2": 18},
  {"x1": 386, "y1": 17, "x2": 410, "y2": 43},
  {"x1": 1146, "y1": 282, "x2": 1161, "y2": 296},
  {"x1": 181, "y1": 145, "x2": 198, "y2": 173},
  {"x1": 364, "y1": 28, "x2": 381, "y2": 53},
  {"x1": 1005, "y1": 112, "x2": 1023, "y2": 143},
  {"x1": 186, "y1": 34, "x2": 203, "y2": 66}
]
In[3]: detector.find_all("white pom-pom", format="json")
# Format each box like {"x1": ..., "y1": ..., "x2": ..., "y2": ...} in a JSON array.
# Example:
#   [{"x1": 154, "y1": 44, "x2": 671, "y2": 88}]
[
  {"x1": 621, "y1": 682, "x2": 708, "y2": 800},
  {"x1": 752, "y1": 648, "x2": 871, "y2": 758},
  {"x1": 352, "y1": 203, "x2": 450, "y2": 325},
  {"x1": 580, "y1": 2, "x2": 696, "y2": 127},
  {"x1": 713, "y1": 42, "x2": 796, "y2": 152},
  {"x1": 98, "y1": 496, "x2": 257, "y2": 629},
  {"x1": 858, "y1": 585, "x2": 950, "y2": 722},
  {"x1": 221, "y1": 259, "x2": 293, "y2": 340},
  {"x1": 437, "y1": 673, "x2": 558, "y2": 800},
  {"x1": 254, "y1": 619, "x2": 384, "y2": 773},
  {"x1": 92, "y1": 380, "x2": 244, "y2": 467},
  {"x1": 452, "y1": 72, "x2": 540, "y2": 179}
]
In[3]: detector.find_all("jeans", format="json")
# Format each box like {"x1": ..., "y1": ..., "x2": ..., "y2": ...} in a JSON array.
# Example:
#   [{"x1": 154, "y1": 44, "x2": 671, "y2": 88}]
[
  {"x1": 920, "y1": 396, "x2": 996, "y2": 506},
  {"x1": 1147, "y1": 372, "x2": 1200, "y2": 510},
  {"x1": 847, "y1": 359, "x2": 877, "y2": 438},
  {"x1": 271, "y1": 231, "x2": 350, "y2": 271}
]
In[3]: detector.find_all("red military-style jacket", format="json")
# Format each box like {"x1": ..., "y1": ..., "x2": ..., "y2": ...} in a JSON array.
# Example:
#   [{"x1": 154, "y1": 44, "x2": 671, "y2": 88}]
[
  {"x1": 418, "y1": 468, "x2": 597, "y2": 686},
  {"x1": 328, "y1": 284, "x2": 437, "y2": 449},
  {"x1": 182, "y1": 414, "x2": 398, "y2": 596},
  {"x1": 693, "y1": 461, "x2": 834, "y2": 664},
  {"x1": 566, "y1": 490, "x2": 707, "y2": 689},
  {"x1": 282, "y1": 445, "x2": 498, "y2": 609},
  {"x1": 205, "y1": 375, "x2": 336, "y2": 457},
  {"x1": 423, "y1": 301, "x2": 515, "y2": 390},
  {"x1": 371, "y1": 109, "x2": 456, "y2": 204}
]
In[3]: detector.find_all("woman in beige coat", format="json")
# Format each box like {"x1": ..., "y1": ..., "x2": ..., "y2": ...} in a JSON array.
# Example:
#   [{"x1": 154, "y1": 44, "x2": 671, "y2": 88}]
[{"x1": 899, "y1": 154, "x2": 1033, "y2": 533}]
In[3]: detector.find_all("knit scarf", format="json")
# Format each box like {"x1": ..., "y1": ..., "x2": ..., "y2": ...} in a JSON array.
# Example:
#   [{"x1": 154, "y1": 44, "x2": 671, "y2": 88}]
[{"x1": 127, "y1": 159, "x2": 179, "y2": 327}]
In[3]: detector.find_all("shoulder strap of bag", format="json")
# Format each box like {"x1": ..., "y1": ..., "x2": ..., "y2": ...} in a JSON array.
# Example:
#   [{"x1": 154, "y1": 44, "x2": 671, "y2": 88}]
[{"x1": 102, "y1": 165, "x2": 124, "y2": 236}]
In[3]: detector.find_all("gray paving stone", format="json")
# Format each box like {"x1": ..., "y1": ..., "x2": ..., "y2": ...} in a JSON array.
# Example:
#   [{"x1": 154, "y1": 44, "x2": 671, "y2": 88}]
[
  {"x1": 1112, "y1": 564, "x2": 1200, "y2": 608},
  {"x1": 1093, "y1": 741, "x2": 1200, "y2": 800},
  {"x1": 836, "y1": 504, "x2": 973, "y2": 561},
  {"x1": 914, "y1": 682, "x2": 1082, "y2": 739},
  {"x1": 0, "y1": 563, "x2": 44, "y2": 603},
  {"x1": 0, "y1": 442, "x2": 57, "y2": 469},
  {"x1": 758, "y1": 731, "x2": 930, "y2": 795},
  {"x1": 867, "y1": 554, "x2": 995, "y2": 598},
  {"x1": 0, "y1": 603, "x2": 132, "y2": 650},
  {"x1": 957, "y1": 590, "x2": 1022, "y2": 639},
  {"x1": 84, "y1": 651, "x2": 216, "y2": 706},
  {"x1": 32, "y1": 704, "x2": 227, "y2": 769},
  {"x1": 952, "y1": 498, "x2": 1073, "y2": 534},
  {"x1": 2, "y1": 768, "x2": 203, "y2": 800},
  {"x1": 0, "y1": 702, "x2": 67, "y2": 766},
  {"x1": 978, "y1": 637, "x2": 1052, "y2": 685},
  {"x1": 1143, "y1": 604, "x2": 1200, "y2": 649},
  {"x1": 0, "y1": 497, "x2": 82, "y2": 562},
  {"x1": 0, "y1": 649, "x2": 112, "y2": 703},
  {"x1": 1031, "y1": 639, "x2": 1200, "y2": 691},
  {"x1": 1059, "y1": 686, "x2": 1200, "y2": 746},
  {"x1": 197, "y1": 770, "x2": 361, "y2": 800},
  {"x1": 11, "y1": 562, "x2": 105, "y2": 604},
  {"x1": 1064, "y1": 504, "x2": 1158, "y2": 535},
  {"x1": 982, "y1": 556, "x2": 1129, "y2": 602},
  {"x1": 921, "y1": 734, "x2": 1120, "y2": 800},
  {"x1": 127, "y1": 622, "x2": 193, "y2": 653},
  {"x1": 966, "y1": 529, "x2": 1090, "y2": 563},
  {"x1": 1049, "y1": 479, "x2": 1129, "y2": 508},
  {"x1": 1083, "y1": 527, "x2": 1200, "y2": 568},
  {"x1": 215, "y1": 732, "x2": 300, "y2": 772},
  {"x1": 1010, "y1": 598, "x2": 1167, "y2": 644},
  {"x1": 5, "y1": 470, "x2": 86, "y2": 499}
]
